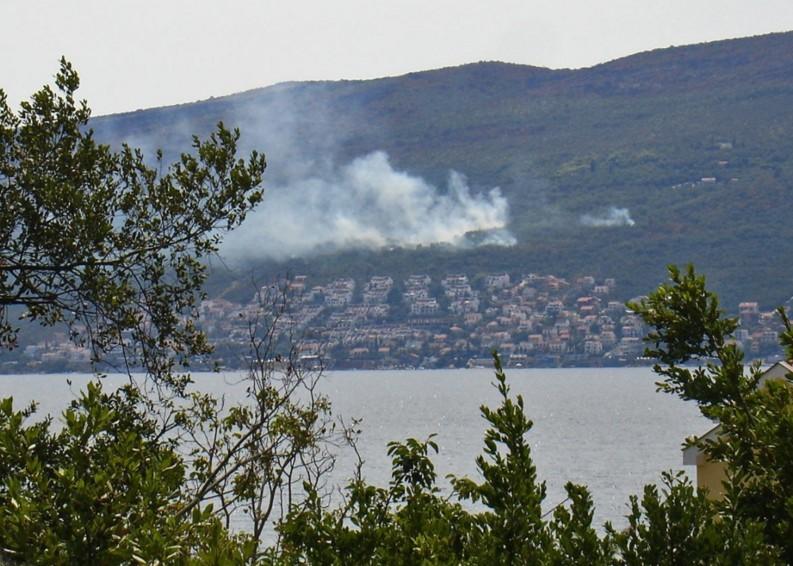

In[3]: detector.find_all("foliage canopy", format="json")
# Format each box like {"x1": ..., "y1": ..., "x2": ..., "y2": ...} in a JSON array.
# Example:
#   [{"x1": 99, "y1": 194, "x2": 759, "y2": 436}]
[
  {"x1": 0, "y1": 58, "x2": 265, "y2": 380},
  {"x1": 0, "y1": 63, "x2": 339, "y2": 564}
]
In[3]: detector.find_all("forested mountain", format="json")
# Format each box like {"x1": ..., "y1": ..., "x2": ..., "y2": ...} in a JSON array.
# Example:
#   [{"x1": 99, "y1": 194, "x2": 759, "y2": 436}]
[{"x1": 92, "y1": 31, "x2": 793, "y2": 309}]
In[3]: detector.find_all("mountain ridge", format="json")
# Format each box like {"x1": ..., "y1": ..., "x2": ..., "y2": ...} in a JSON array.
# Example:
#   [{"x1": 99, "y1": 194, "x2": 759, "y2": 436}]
[
  {"x1": 90, "y1": 30, "x2": 793, "y2": 310},
  {"x1": 95, "y1": 30, "x2": 793, "y2": 119}
]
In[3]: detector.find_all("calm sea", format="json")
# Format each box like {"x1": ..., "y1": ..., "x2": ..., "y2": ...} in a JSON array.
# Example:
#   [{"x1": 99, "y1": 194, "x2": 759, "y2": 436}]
[{"x1": 0, "y1": 367, "x2": 710, "y2": 529}]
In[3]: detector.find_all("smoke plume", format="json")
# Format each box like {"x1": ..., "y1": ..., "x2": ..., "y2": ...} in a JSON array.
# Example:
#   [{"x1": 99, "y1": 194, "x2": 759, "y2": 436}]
[
  {"x1": 92, "y1": 83, "x2": 517, "y2": 261},
  {"x1": 222, "y1": 151, "x2": 515, "y2": 261},
  {"x1": 579, "y1": 207, "x2": 635, "y2": 228}
]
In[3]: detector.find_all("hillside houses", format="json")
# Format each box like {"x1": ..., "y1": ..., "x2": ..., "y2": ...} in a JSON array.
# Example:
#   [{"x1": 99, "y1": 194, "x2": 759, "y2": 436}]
[
  {"x1": 12, "y1": 270, "x2": 788, "y2": 373},
  {"x1": 177, "y1": 271, "x2": 791, "y2": 370},
  {"x1": 190, "y1": 272, "x2": 651, "y2": 369},
  {"x1": 323, "y1": 278, "x2": 356, "y2": 307},
  {"x1": 363, "y1": 276, "x2": 393, "y2": 304}
]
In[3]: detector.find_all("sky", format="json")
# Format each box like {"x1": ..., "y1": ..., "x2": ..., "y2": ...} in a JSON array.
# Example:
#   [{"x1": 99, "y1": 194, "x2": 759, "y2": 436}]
[{"x1": 2, "y1": 0, "x2": 792, "y2": 116}]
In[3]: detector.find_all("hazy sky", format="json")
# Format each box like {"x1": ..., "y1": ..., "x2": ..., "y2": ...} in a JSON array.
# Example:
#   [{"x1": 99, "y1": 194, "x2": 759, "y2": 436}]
[{"x1": 2, "y1": 0, "x2": 792, "y2": 116}]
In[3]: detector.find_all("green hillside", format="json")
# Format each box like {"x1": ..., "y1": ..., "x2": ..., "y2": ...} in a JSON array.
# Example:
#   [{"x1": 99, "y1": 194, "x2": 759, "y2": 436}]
[{"x1": 91, "y1": 31, "x2": 793, "y2": 309}]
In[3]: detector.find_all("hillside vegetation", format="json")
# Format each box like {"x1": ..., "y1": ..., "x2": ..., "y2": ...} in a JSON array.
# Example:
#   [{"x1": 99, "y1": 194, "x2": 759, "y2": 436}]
[{"x1": 92, "y1": 31, "x2": 793, "y2": 309}]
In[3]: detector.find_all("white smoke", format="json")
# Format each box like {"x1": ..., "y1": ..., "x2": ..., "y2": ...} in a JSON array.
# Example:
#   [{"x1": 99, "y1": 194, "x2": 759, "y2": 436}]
[
  {"x1": 222, "y1": 151, "x2": 515, "y2": 261},
  {"x1": 579, "y1": 207, "x2": 635, "y2": 228}
]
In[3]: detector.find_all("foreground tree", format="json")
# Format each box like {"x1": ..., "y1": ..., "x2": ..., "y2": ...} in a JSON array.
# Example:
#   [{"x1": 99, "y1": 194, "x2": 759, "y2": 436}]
[
  {"x1": 0, "y1": 58, "x2": 265, "y2": 380},
  {"x1": 0, "y1": 382, "x2": 250, "y2": 564},
  {"x1": 629, "y1": 264, "x2": 792, "y2": 563},
  {"x1": 0, "y1": 291, "x2": 339, "y2": 564},
  {"x1": 0, "y1": 64, "x2": 344, "y2": 564},
  {"x1": 278, "y1": 353, "x2": 614, "y2": 565}
]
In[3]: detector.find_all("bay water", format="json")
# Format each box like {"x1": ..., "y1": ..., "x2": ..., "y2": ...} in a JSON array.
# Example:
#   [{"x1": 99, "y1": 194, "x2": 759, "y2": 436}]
[{"x1": 0, "y1": 367, "x2": 711, "y2": 530}]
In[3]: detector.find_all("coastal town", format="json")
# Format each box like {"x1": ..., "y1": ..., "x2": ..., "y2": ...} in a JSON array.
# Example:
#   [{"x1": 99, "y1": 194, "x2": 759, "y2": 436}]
[{"x1": 7, "y1": 272, "x2": 787, "y2": 373}]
